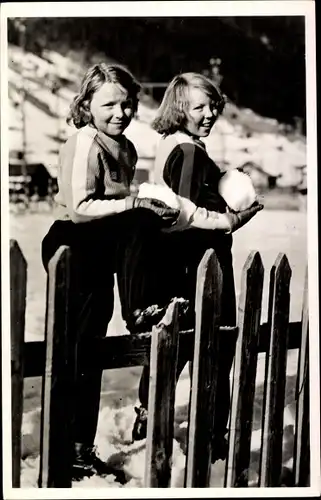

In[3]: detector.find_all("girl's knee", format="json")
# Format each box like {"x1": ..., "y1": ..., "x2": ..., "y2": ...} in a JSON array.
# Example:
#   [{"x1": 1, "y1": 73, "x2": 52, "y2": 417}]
[{"x1": 126, "y1": 208, "x2": 163, "y2": 229}]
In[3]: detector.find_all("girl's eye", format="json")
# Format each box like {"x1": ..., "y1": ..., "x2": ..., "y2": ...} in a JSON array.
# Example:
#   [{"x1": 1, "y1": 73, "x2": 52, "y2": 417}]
[
  {"x1": 102, "y1": 99, "x2": 133, "y2": 109},
  {"x1": 194, "y1": 105, "x2": 204, "y2": 111}
]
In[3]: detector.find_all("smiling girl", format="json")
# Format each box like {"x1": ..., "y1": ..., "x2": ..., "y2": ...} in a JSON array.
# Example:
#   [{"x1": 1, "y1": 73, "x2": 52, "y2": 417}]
[
  {"x1": 131, "y1": 73, "x2": 263, "y2": 461},
  {"x1": 41, "y1": 63, "x2": 179, "y2": 481}
]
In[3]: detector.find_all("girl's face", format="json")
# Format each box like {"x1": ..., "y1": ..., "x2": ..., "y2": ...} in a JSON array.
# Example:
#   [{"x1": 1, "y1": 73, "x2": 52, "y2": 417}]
[
  {"x1": 184, "y1": 87, "x2": 220, "y2": 138},
  {"x1": 90, "y1": 82, "x2": 134, "y2": 137}
]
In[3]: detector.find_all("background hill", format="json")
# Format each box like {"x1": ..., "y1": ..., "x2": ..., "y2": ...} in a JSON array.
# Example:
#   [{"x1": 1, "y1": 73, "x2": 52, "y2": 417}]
[
  {"x1": 8, "y1": 16, "x2": 306, "y2": 129},
  {"x1": 7, "y1": 16, "x2": 307, "y2": 209}
]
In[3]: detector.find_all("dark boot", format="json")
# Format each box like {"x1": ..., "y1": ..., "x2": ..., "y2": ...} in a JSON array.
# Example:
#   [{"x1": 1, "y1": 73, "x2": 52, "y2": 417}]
[
  {"x1": 72, "y1": 443, "x2": 127, "y2": 483},
  {"x1": 130, "y1": 304, "x2": 168, "y2": 334},
  {"x1": 129, "y1": 298, "x2": 189, "y2": 334},
  {"x1": 132, "y1": 406, "x2": 148, "y2": 442}
]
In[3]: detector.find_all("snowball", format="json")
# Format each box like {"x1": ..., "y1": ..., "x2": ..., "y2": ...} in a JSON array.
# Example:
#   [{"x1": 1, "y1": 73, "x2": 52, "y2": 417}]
[
  {"x1": 218, "y1": 169, "x2": 257, "y2": 212},
  {"x1": 137, "y1": 182, "x2": 200, "y2": 232},
  {"x1": 137, "y1": 182, "x2": 180, "y2": 210}
]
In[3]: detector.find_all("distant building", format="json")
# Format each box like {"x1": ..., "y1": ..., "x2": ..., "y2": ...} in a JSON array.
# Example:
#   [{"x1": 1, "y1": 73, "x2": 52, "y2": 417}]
[
  {"x1": 238, "y1": 162, "x2": 282, "y2": 190},
  {"x1": 9, "y1": 154, "x2": 57, "y2": 201}
]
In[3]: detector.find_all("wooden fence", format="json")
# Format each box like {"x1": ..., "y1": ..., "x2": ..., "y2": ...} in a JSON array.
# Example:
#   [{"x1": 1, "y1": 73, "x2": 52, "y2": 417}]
[{"x1": 10, "y1": 238, "x2": 310, "y2": 488}]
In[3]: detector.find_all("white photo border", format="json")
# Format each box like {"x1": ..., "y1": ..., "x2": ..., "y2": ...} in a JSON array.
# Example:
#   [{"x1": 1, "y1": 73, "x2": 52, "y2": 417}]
[{"x1": 1, "y1": 1, "x2": 319, "y2": 498}]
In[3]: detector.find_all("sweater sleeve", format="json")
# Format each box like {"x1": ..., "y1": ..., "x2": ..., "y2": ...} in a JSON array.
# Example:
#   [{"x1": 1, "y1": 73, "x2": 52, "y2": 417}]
[{"x1": 59, "y1": 130, "x2": 133, "y2": 223}]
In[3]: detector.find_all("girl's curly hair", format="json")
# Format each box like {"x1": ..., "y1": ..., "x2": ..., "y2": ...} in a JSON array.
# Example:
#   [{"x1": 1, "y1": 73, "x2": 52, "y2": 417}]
[
  {"x1": 152, "y1": 72, "x2": 226, "y2": 137},
  {"x1": 67, "y1": 63, "x2": 141, "y2": 129}
]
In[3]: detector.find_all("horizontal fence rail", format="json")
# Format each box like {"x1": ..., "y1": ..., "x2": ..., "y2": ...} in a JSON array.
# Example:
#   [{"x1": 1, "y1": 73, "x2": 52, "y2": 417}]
[{"x1": 22, "y1": 322, "x2": 303, "y2": 378}]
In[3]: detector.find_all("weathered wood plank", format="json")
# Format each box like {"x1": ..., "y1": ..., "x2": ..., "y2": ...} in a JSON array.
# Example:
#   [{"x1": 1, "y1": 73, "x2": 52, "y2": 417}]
[
  {"x1": 258, "y1": 321, "x2": 301, "y2": 352},
  {"x1": 23, "y1": 322, "x2": 302, "y2": 378},
  {"x1": 10, "y1": 239, "x2": 27, "y2": 487},
  {"x1": 38, "y1": 246, "x2": 75, "y2": 488},
  {"x1": 225, "y1": 251, "x2": 264, "y2": 487},
  {"x1": 144, "y1": 300, "x2": 180, "y2": 488},
  {"x1": 259, "y1": 253, "x2": 292, "y2": 487},
  {"x1": 185, "y1": 249, "x2": 223, "y2": 488},
  {"x1": 293, "y1": 267, "x2": 310, "y2": 486}
]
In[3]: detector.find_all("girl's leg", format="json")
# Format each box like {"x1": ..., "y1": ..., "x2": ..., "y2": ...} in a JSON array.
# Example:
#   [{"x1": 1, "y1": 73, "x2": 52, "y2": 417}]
[
  {"x1": 114, "y1": 208, "x2": 186, "y2": 332},
  {"x1": 138, "y1": 338, "x2": 192, "y2": 409},
  {"x1": 169, "y1": 229, "x2": 237, "y2": 459},
  {"x1": 71, "y1": 258, "x2": 114, "y2": 446},
  {"x1": 108, "y1": 210, "x2": 188, "y2": 439},
  {"x1": 171, "y1": 230, "x2": 236, "y2": 328},
  {"x1": 133, "y1": 338, "x2": 191, "y2": 441},
  {"x1": 41, "y1": 220, "x2": 115, "y2": 474}
]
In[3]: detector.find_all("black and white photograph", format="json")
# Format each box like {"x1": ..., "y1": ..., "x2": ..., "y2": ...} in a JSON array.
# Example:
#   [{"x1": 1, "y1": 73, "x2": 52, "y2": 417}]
[{"x1": 1, "y1": 1, "x2": 319, "y2": 497}]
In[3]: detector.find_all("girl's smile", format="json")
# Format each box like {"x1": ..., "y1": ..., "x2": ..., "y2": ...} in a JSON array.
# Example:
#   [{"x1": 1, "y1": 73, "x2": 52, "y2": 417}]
[
  {"x1": 90, "y1": 82, "x2": 134, "y2": 137},
  {"x1": 185, "y1": 87, "x2": 220, "y2": 138}
]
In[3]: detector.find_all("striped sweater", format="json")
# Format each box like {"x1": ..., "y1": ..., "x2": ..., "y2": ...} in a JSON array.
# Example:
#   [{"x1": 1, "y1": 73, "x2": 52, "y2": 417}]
[
  {"x1": 55, "y1": 125, "x2": 137, "y2": 223},
  {"x1": 153, "y1": 131, "x2": 230, "y2": 232}
]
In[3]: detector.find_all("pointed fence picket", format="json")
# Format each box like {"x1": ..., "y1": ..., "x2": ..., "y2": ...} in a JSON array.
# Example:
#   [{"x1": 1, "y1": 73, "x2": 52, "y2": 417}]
[
  {"x1": 225, "y1": 251, "x2": 264, "y2": 487},
  {"x1": 38, "y1": 246, "x2": 75, "y2": 488},
  {"x1": 9, "y1": 239, "x2": 310, "y2": 489},
  {"x1": 293, "y1": 268, "x2": 310, "y2": 486},
  {"x1": 185, "y1": 249, "x2": 223, "y2": 488},
  {"x1": 259, "y1": 253, "x2": 292, "y2": 487},
  {"x1": 10, "y1": 240, "x2": 27, "y2": 488},
  {"x1": 144, "y1": 300, "x2": 180, "y2": 487}
]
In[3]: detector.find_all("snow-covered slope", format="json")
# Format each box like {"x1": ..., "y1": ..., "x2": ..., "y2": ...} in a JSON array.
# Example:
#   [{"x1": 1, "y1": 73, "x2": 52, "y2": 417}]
[{"x1": 8, "y1": 45, "x2": 306, "y2": 188}]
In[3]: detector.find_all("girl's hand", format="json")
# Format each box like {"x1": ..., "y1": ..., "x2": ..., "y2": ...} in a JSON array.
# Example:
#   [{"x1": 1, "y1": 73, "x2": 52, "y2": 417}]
[
  {"x1": 225, "y1": 201, "x2": 264, "y2": 233},
  {"x1": 133, "y1": 197, "x2": 180, "y2": 225}
]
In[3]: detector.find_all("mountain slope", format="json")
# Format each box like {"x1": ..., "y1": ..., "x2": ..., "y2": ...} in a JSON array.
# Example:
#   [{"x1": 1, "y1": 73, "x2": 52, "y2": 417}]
[{"x1": 8, "y1": 16, "x2": 306, "y2": 127}]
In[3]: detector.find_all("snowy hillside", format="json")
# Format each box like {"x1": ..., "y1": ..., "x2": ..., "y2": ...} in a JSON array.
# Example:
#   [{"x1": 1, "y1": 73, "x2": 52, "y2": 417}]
[{"x1": 8, "y1": 44, "x2": 306, "y2": 189}]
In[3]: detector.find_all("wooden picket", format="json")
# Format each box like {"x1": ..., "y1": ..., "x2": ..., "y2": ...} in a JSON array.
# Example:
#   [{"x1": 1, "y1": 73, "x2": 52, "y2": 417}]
[
  {"x1": 38, "y1": 246, "x2": 75, "y2": 488},
  {"x1": 10, "y1": 240, "x2": 27, "y2": 488},
  {"x1": 9, "y1": 239, "x2": 311, "y2": 489},
  {"x1": 185, "y1": 249, "x2": 223, "y2": 488},
  {"x1": 225, "y1": 251, "x2": 264, "y2": 487},
  {"x1": 293, "y1": 268, "x2": 310, "y2": 486},
  {"x1": 259, "y1": 253, "x2": 292, "y2": 487},
  {"x1": 144, "y1": 300, "x2": 180, "y2": 487}
]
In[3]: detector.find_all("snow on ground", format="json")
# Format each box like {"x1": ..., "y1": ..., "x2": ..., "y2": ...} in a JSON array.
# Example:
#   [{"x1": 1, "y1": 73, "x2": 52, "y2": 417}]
[
  {"x1": 13, "y1": 207, "x2": 305, "y2": 488},
  {"x1": 20, "y1": 354, "x2": 298, "y2": 489}
]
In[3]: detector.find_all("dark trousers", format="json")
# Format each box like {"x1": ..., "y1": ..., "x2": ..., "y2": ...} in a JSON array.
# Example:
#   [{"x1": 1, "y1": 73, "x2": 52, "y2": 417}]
[
  {"x1": 138, "y1": 228, "x2": 237, "y2": 437},
  {"x1": 42, "y1": 211, "x2": 237, "y2": 445},
  {"x1": 41, "y1": 209, "x2": 184, "y2": 446}
]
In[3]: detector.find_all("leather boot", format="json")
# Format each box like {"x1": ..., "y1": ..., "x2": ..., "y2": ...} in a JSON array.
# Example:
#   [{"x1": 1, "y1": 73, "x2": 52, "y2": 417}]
[
  {"x1": 72, "y1": 443, "x2": 127, "y2": 483},
  {"x1": 132, "y1": 406, "x2": 148, "y2": 441}
]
